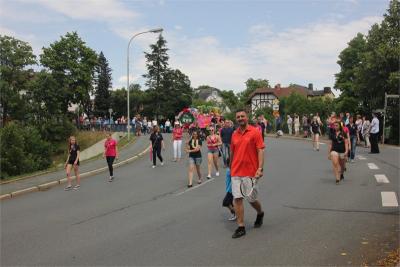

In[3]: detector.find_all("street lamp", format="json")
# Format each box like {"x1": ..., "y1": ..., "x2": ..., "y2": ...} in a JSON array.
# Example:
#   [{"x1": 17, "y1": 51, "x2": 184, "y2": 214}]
[{"x1": 127, "y1": 27, "x2": 163, "y2": 140}]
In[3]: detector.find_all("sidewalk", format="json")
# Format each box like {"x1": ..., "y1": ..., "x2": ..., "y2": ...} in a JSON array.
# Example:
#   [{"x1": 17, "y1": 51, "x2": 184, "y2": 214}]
[{"x1": 0, "y1": 135, "x2": 150, "y2": 198}]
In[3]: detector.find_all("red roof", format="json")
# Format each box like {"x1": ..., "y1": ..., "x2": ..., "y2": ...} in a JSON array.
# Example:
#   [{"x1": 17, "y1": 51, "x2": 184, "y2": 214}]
[{"x1": 248, "y1": 85, "x2": 310, "y2": 101}]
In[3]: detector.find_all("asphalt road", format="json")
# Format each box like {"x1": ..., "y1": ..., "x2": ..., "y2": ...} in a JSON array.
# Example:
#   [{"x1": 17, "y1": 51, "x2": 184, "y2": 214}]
[{"x1": 1, "y1": 135, "x2": 399, "y2": 266}]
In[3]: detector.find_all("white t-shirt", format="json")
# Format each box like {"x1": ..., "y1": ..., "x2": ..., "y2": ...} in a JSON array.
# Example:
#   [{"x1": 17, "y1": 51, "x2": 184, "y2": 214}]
[
  {"x1": 370, "y1": 117, "x2": 379, "y2": 134},
  {"x1": 152, "y1": 120, "x2": 157, "y2": 126},
  {"x1": 165, "y1": 120, "x2": 171, "y2": 127}
]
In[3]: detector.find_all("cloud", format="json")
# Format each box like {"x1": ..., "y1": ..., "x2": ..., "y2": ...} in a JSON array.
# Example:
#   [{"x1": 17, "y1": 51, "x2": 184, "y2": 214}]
[
  {"x1": 33, "y1": 0, "x2": 138, "y2": 22},
  {"x1": 165, "y1": 15, "x2": 381, "y2": 92}
]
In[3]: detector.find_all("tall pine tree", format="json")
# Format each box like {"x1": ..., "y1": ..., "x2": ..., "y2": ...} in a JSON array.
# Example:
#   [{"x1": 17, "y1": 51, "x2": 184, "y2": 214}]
[
  {"x1": 143, "y1": 34, "x2": 169, "y2": 118},
  {"x1": 94, "y1": 51, "x2": 112, "y2": 117}
]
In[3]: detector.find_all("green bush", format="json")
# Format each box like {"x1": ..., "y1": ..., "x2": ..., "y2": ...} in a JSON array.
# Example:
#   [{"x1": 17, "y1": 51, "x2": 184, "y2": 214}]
[
  {"x1": 39, "y1": 117, "x2": 75, "y2": 143},
  {"x1": 0, "y1": 122, "x2": 52, "y2": 179}
]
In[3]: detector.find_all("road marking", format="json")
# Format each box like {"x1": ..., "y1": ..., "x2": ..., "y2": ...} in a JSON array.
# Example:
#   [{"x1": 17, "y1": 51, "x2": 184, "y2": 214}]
[
  {"x1": 381, "y1": 192, "x2": 398, "y2": 207},
  {"x1": 319, "y1": 142, "x2": 326, "y2": 145},
  {"x1": 368, "y1": 163, "x2": 379, "y2": 170},
  {"x1": 357, "y1": 156, "x2": 367, "y2": 160},
  {"x1": 175, "y1": 178, "x2": 215, "y2": 196},
  {"x1": 374, "y1": 174, "x2": 390, "y2": 184}
]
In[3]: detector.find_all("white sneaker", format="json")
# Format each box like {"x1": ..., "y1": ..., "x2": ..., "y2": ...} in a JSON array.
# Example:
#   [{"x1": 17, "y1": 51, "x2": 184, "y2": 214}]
[
  {"x1": 152, "y1": 165, "x2": 156, "y2": 168},
  {"x1": 216, "y1": 172, "x2": 220, "y2": 177},
  {"x1": 161, "y1": 161, "x2": 164, "y2": 166},
  {"x1": 228, "y1": 214, "x2": 237, "y2": 221}
]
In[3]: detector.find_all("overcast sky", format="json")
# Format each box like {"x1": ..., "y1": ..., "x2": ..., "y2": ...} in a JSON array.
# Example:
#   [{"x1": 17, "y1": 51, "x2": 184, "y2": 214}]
[{"x1": 0, "y1": 0, "x2": 389, "y2": 93}]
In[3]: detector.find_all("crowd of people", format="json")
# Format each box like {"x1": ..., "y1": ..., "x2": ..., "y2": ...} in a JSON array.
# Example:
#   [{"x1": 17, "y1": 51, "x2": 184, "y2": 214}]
[{"x1": 64, "y1": 109, "x2": 382, "y2": 239}]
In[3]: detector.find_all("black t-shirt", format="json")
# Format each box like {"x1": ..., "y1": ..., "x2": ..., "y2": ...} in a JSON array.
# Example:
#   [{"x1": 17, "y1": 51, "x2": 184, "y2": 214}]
[
  {"x1": 347, "y1": 123, "x2": 358, "y2": 137},
  {"x1": 188, "y1": 139, "x2": 202, "y2": 158},
  {"x1": 331, "y1": 132, "x2": 346, "y2": 153},
  {"x1": 69, "y1": 144, "x2": 80, "y2": 162},
  {"x1": 310, "y1": 122, "x2": 320, "y2": 134},
  {"x1": 220, "y1": 127, "x2": 234, "y2": 144},
  {"x1": 150, "y1": 133, "x2": 163, "y2": 148}
]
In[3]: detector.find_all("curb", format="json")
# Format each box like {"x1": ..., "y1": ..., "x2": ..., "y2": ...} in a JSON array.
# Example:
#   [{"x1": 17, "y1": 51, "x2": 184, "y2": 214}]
[{"x1": 0, "y1": 146, "x2": 150, "y2": 201}]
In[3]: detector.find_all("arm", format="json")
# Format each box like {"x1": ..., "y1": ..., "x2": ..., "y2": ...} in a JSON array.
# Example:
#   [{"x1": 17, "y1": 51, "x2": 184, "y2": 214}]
[
  {"x1": 74, "y1": 151, "x2": 80, "y2": 165},
  {"x1": 116, "y1": 144, "x2": 119, "y2": 159},
  {"x1": 328, "y1": 142, "x2": 332, "y2": 160},
  {"x1": 254, "y1": 148, "x2": 264, "y2": 178},
  {"x1": 65, "y1": 155, "x2": 70, "y2": 168}
]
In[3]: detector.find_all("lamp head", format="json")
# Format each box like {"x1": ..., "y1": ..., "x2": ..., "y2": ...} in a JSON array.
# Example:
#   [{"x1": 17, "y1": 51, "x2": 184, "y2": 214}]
[{"x1": 150, "y1": 28, "x2": 163, "y2": 33}]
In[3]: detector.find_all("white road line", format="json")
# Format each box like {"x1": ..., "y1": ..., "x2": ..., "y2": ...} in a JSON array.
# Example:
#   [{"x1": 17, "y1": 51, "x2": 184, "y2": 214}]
[
  {"x1": 381, "y1": 192, "x2": 399, "y2": 207},
  {"x1": 368, "y1": 163, "x2": 379, "y2": 170},
  {"x1": 175, "y1": 178, "x2": 215, "y2": 196},
  {"x1": 358, "y1": 156, "x2": 367, "y2": 160},
  {"x1": 319, "y1": 142, "x2": 326, "y2": 145},
  {"x1": 375, "y1": 174, "x2": 390, "y2": 183}
]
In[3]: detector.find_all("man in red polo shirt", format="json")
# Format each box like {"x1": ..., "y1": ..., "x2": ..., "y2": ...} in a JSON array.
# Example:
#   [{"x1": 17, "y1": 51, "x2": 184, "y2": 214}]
[{"x1": 230, "y1": 109, "x2": 265, "y2": 238}]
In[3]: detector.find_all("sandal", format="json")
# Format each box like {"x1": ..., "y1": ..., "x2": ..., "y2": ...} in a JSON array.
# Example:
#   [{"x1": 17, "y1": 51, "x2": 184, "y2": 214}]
[{"x1": 198, "y1": 179, "x2": 202, "y2": 184}]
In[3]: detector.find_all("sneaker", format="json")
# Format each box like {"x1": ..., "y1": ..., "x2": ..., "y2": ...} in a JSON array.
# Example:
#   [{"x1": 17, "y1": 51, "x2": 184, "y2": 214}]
[
  {"x1": 232, "y1": 226, "x2": 246, "y2": 238},
  {"x1": 73, "y1": 185, "x2": 80, "y2": 190},
  {"x1": 152, "y1": 165, "x2": 156, "y2": 168},
  {"x1": 350, "y1": 159, "x2": 355, "y2": 163},
  {"x1": 228, "y1": 213, "x2": 237, "y2": 221},
  {"x1": 207, "y1": 175, "x2": 211, "y2": 179},
  {"x1": 254, "y1": 212, "x2": 264, "y2": 228},
  {"x1": 161, "y1": 161, "x2": 164, "y2": 166},
  {"x1": 64, "y1": 185, "x2": 72, "y2": 191},
  {"x1": 109, "y1": 176, "x2": 114, "y2": 182},
  {"x1": 216, "y1": 171, "x2": 220, "y2": 177},
  {"x1": 340, "y1": 174, "x2": 344, "y2": 180}
]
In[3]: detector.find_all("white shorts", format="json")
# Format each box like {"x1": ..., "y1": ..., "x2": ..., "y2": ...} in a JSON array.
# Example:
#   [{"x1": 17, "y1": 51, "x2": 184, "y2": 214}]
[
  {"x1": 232, "y1": 176, "x2": 259, "y2": 203},
  {"x1": 330, "y1": 151, "x2": 346, "y2": 159}
]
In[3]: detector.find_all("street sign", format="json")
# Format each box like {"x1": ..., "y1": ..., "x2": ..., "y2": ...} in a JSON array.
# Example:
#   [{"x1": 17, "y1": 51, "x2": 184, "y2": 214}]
[{"x1": 179, "y1": 112, "x2": 195, "y2": 124}]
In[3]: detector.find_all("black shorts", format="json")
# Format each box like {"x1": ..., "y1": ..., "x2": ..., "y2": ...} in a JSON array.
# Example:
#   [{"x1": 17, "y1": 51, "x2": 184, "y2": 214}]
[
  {"x1": 68, "y1": 159, "x2": 80, "y2": 165},
  {"x1": 222, "y1": 192, "x2": 233, "y2": 207}
]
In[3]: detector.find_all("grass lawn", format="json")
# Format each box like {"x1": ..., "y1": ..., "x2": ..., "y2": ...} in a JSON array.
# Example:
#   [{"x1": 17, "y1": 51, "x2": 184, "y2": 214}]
[{"x1": 1, "y1": 131, "x2": 133, "y2": 183}]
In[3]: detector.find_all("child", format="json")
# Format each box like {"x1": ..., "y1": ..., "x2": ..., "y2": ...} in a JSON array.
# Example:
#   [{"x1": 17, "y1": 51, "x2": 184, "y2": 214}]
[{"x1": 222, "y1": 158, "x2": 236, "y2": 221}]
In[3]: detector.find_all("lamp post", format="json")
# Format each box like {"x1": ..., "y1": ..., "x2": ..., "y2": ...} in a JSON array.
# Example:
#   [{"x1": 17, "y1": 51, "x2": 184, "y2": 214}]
[{"x1": 127, "y1": 28, "x2": 163, "y2": 140}]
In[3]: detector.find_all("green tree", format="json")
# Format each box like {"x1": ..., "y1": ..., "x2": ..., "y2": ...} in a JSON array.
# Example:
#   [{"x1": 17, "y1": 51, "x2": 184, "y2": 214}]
[
  {"x1": 40, "y1": 32, "x2": 98, "y2": 115},
  {"x1": 220, "y1": 90, "x2": 239, "y2": 113},
  {"x1": 110, "y1": 88, "x2": 127, "y2": 119},
  {"x1": 238, "y1": 78, "x2": 270, "y2": 103},
  {"x1": 143, "y1": 34, "x2": 169, "y2": 117},
  {"x1": 0, "y1": 122, "x2": 52, "y2": 178},
  {"x1": 94, "y1": 51, "x2": 112, "y2": 117},
  {"x1": 0, "y1": 35, "x2": 36, "y2": 124}
]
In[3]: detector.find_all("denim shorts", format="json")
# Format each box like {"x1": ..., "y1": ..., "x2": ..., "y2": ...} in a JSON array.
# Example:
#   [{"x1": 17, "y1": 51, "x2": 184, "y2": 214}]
[
  {"x1": 189, "y1": 157, "x2": 202, "y2": 165},
  {"x1": 208, "y1": 148, "x2": 219, "y2": 154}
]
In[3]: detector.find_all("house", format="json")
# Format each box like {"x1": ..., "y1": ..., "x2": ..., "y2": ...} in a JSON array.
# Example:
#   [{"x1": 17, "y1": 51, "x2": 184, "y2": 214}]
[
  {"x1": 195, "y1": 86, "x2": 224, "y2": 104},
  {"x1": 248, "y1": 83, "x2": 334, "y2": 114}
]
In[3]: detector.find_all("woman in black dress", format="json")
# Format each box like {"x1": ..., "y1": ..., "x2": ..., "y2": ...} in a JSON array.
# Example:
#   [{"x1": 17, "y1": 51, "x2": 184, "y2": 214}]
[
  {"x1": 64, "y1": 136, "x2": 81, "y2": 190},
  {"x1": 328, "y1": 121, "x2": 349, "y2": 184},
  {"x1": 150, "y1": 126, "x2": 165, "y2": 168}
]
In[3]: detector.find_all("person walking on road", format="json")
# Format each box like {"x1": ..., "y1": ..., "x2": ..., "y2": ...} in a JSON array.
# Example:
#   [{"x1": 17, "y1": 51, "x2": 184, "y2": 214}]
[
  {"x1": 294, "y1": 114, "x2": 300, "y2": 136},
  {"x1": 206, "y1": 127, "x2": 222, "y2": 179},
  {"x1": 230, "y1": 109, "x2": 265, "y2": 238},
  {"x1": 220, "y1": 120, "x2": 234, "y2": 168},
  {"x1": 165, "y1": 119, "x2": 171, "y2": 133},
  {"x1": 64, "y1": 136, "x2": 81, "y2": 190},
  {"x1": 186, "y1": 131, "x2": 202, "y2": 187},
  {"x1": 369, "y1": 113, "x2": 380, "y2": 154},
  {"x1": 362, "y1": 115, "x2": 371, "y2": 148},
  {"x1": 347, "y1": 116, "x2": 358, "y2": 163},
  {"x1": 311, "y1": 116, "x2": 321, "y2": 151},
  {"x1": 287, "y1": 115, "x2": 293, "y2": 135},
  {"x1": 150, "y1": 126, "x2": 165, "y2": 168},
  {"x1": 222, "y1": 157, "x2": 236, "y2": 221},
  {"x1": 172, "y1": 122, "x2": 183, "y2": 162},
  {"x1": 104, "y1": 133, "x2": 119, "y2": 182},
  {"x1": 328, "y1": 121, "x2": 349, "y2": 184}
]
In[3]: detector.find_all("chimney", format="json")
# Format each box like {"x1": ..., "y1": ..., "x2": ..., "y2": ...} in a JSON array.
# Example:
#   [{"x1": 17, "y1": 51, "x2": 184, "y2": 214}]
[
  {"x1": 308, "y1": 83, "x2": 313, "y2": 91},
  {"x1": 324, "y1": 87, "x2": 331, "y2": 94},
  {"x1": 275, "y1": 83, "x2": 281, "y2": 90}
]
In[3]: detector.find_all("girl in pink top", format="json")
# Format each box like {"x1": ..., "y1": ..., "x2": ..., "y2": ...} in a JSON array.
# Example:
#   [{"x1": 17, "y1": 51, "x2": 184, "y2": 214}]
[
  {"x1": 172, "y1": 122, "x2": 183, "y2": 161},
  {"x1": 103, "y1": 133, "x2": 118, "y2": 182}
]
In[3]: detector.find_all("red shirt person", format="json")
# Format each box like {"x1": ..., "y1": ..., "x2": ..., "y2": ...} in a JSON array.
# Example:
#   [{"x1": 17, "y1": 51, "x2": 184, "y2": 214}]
[
  {"x1": 230, "y1": 109, "x2": 265, "y2": 239},
  {"x1": 103, "y1": 133, "x2": 118, "y2": 181}
]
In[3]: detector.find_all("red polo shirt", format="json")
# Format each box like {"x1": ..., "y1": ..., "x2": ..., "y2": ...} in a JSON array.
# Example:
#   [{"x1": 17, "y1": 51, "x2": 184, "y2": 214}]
[{"x1": 231, "y1": 125, "x2": 265, "y2": 177}]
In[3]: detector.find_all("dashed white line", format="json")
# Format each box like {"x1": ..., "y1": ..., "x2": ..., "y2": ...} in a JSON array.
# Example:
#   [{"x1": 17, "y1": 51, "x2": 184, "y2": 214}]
[
  {"x1": 381, "y1": 192, "x2": 399, "y2": 207},
  {"x1": 358, "y1": 156, "x2": 367, "y2": 160},
  {"x1": 375, "y1": 174, "x2": 390, "y2": 184},
  {"x1": 368, "y1": 163, "x2": 379, "y2": 170},
  {"x1": 175, "y1": 178, "x2": 215, "y2": 196}
]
